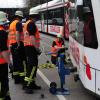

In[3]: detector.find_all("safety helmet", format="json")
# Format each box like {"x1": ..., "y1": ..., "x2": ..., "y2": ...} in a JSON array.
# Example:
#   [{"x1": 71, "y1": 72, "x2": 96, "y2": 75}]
[
  {"x1": 29, "y1": 9, "x2": 39, "y2": 15},
  {"x1": 57, "y1": 34, "x2": 62, "y2": 38},
  {"x1": 0, "y1": 11, "x2": 7, "y2": 25},
  {"x1": 83, "y1": 7, "x2": 91, "y2": 13},
  {"x1": 15, "y1": 10, "x2": 23, "y2": 17}
]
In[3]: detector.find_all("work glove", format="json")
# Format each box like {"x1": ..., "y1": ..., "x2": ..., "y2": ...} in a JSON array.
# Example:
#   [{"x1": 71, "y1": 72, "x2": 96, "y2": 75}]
[
  {"x1": 9, "y1": 63, "x2": 14, "y2": 73},
  {"x1": 36, "y1": 48, "x2": 42, "y2": 55}
]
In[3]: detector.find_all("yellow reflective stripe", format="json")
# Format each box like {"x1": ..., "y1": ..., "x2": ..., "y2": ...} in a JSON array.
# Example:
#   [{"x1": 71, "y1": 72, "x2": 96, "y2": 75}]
[
  {"x1": 24, "y1": 77, "x2": 33, "y2": 82},
  {"x1": 0, "y1": 98, "x2": 4, "y2": 100},
  {"x1": 27, "y1": 67, "x2": 36, "y2": 86},
  {"x1": 19, "y1": 72, "x2": 25, "y2": 76},
  {"x1": 13, "y1": 72, "x2": 19, "y2": 76}
]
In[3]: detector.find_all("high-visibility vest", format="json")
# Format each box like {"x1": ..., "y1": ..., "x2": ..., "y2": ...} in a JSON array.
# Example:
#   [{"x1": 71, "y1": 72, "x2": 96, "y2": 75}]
[
  {"x1": 24, "y1": 20, "x2": 40, "y2": 47},
  {"x1": 0, "y1": 26, "x2": 7, "y2": 64},
  {"x1": 51, "y1": 39, "x2": 63, "y2": 57},
  {"x1": 8, "y1": 20, "x2": 23, "y2": 45}
]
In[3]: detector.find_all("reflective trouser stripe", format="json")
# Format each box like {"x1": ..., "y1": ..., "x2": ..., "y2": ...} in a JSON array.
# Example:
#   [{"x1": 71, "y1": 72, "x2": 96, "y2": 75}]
[
  {"x1": 24, "y1": 77, "x2": 33, "y2": 83},
  {"x1": 19, "y1": 72, "x2": 25, "y2": 77},
  {"x1": 13, "y1": 72, "x2": 19, "y2": 76},
  {"x1": 23, "y1": 61, "x2": 26, "y2": 76},
  {"x1": 0, "y1": 98, "x2": 4, "y2": 100},
  {"x1": 24, "y1": 67, "x2": 36, "y2": 86}
]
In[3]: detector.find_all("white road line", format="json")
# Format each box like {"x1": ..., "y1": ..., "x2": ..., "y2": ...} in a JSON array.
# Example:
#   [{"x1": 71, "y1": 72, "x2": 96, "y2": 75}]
[{"x1": 37, "y1": 69, "x2": 67, "y2": 100}]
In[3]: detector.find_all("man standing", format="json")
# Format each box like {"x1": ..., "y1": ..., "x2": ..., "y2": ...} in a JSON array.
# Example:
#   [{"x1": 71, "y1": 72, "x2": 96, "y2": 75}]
[
  {"x1": 23, "y1": 10, "x2": 41, "y2": 94},
  {"x1": 0, "y1": 11, "x2": 12, "y2": 100},
  {"x1": 8, "y1": 11, "x2": 25, "y2": 84}
]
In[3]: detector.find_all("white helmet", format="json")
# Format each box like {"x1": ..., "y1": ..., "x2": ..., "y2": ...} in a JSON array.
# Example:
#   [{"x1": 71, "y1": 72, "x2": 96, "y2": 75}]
[
  {"x1": 15, "y1": 10, "x2": 23, "y2": 17},
  {"x1": 57, "y1": 34, "x2": 62, "y2": 38},
  {"x1": 0, "y1": 11, "x2": 7, "y2": 25},
  {"x1": 29, "y1": 9, "x2": 39, "y2": 15}
]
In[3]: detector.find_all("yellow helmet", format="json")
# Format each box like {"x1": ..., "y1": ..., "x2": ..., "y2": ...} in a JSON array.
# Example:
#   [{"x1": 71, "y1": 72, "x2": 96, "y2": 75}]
[{"x1": 0, "y1": 11, "x2": 7, "y2": 25}]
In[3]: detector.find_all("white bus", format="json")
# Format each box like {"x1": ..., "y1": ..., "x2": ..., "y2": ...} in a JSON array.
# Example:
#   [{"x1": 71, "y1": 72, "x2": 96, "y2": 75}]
[
  {"x1": 30, "y1": 0, "x2": 73, "y2": 39},
  {"x1": 68, "y1": 0, "x2": 100, "y2": 96}
]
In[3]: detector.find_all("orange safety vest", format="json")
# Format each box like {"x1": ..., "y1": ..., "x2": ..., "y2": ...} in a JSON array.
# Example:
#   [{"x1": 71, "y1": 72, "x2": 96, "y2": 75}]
[
  {"x1": 0, "y1": 26, "x2": 7, "y2": 64},
  {"x1": 24, "y1": 20, "x2": 40, "y2": 47},
  {"x1": 51, "y1": 39, "x2": 63, "y2": 57},
  {"x1": 8, "y1": 20, "x2": 23, "y2": 45}
]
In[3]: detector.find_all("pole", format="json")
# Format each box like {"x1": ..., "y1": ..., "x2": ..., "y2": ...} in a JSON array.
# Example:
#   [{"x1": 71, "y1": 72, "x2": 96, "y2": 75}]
[{"x1": 46, "y1": 0, "x2": 48, "y2": 33}]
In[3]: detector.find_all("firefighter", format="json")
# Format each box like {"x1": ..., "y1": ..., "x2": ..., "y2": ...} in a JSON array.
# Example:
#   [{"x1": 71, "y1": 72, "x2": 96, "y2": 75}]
[
  {"x1": 51, "y1": 34, "x2": 66, "y2": 65},
  {"x1": 23, "y1": 9, "x2": 41, "y2": 94},
  {"x1": 8, "y1": 10, "x2": 25, "y2": 84},
  {"x1": 0, "y1": 11, "x2": 12, "y2": 100}
]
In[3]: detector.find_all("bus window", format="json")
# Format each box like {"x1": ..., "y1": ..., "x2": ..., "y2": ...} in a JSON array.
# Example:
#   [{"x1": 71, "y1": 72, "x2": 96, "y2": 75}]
[
  {"x1": 68, "y1": 7, "x2": 82, "y2": 42},
  {"x1": 82, "y1": 6, "x2": 98, "y2": 49},
  {"x1": 48, "y1": 7, "x2": 64, "y2": 26}
]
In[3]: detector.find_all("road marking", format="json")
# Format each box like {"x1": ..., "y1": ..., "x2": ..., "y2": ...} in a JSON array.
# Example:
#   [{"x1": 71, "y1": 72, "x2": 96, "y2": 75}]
[{"x1": 37, "y1": 69, "x2": 67, "y2": 100}]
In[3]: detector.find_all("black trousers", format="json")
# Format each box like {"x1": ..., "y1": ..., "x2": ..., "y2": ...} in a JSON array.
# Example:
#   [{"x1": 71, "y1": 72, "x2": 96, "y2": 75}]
[
  {"x1": 11, "y1": 42, "x2": 25, "y2": 80},
  {"x1": 0, "y1": 63, "x2": 9, "y2": 99},
  {"x1": 24, "y1": 46, "x2": 38, "y2": 86}
]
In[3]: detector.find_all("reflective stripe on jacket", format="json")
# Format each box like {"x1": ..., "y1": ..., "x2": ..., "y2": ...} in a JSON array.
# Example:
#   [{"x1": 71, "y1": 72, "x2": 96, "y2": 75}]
[{"x1": 24, "y1": 20, "x2": 40, "y2": 47}]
